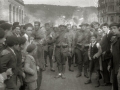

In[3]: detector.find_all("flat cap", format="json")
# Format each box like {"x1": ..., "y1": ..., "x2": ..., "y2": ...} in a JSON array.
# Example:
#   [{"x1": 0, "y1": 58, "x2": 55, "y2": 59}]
[
  {"x1": 109, "y1": 23, "x2": 119, "y2": 28},
  {"x1": 6, "y1": 36, "x2": 19, "y2": 47},
  {"x1": 27, "y1": 44, "x2": 36, "y2": 53},
  {"x1": 0, "y1": 23, "x2": 12, "y2": 31},
  {"x1": 18, "y1": 37, "x2": 26, "y2": 45}
]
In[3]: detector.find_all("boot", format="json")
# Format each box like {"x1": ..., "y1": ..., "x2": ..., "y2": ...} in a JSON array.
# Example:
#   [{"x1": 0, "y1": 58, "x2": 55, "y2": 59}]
[
  {"x1": 69, "y1": 67, "x2": 74, "y2": 72},
  {"x1": 55, "y1": 73, "x2": 61, "y2": 79},
  {"x1": 95, "y1": 81, "x2": 100, "y2": 87},
  {"x1": 61, "y1": 74, "x2": 66, "y2": 79},
  {"x1": 51, "y1": 68, "x2": 55, "y2": 72},
  {"x1": 76, "y1": 65, "x2": 82, "y2": 78},
  {"x1": 85, "y1": 79, "x2": 92, "y2": 84}
]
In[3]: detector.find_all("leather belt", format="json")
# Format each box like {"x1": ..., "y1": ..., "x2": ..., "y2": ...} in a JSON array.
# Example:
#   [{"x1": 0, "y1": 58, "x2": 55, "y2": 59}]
[{"x1": 56, "y1": 45, "x2": 68, "y2": 48}]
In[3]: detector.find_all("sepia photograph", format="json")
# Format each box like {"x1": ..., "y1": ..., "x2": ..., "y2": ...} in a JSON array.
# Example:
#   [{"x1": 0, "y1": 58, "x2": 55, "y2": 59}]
[{"x1": 0, "y1": 0, "x2": 120, "y2": 90}]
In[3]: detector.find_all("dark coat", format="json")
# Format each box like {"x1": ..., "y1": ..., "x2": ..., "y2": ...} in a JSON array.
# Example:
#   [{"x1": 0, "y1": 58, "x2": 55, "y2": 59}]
[
  {"x1": 112, "y1": 35, "x2": 120, "y2": 74},
  {"x1": 100, "y1": 31, "x2": 113, "y2": 59},
  {"x1": 0, "y1": 47, "x2": 18, "y2": 89}
]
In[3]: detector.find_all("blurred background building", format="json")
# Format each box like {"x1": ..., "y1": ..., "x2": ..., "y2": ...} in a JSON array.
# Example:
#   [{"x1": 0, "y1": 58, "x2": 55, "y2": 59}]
[
  {"x1": 98, "y1": 0, "x2": 120, "y2": 24},
  {"x1": 0, "y1": 0, "x2": 24, "y2": 24}
]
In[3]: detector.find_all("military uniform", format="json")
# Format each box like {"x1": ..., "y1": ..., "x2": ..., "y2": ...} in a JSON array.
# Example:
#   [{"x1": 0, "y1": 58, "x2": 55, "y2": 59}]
[
  {"x1": 32, "y1": 25, "x2": 46, "y2": 90},
  {"x1": 44, "y1": 27, "x2": 56, "y2": 71},
  {"x1": 65, "y1": 30, "x2": 75, "y2": 71},
  {"x1": 75, "y1": 29, "x2": 91, "y2": 77},
  {"x1": 55, "y1": 29, "x2": 68, "y2": 79}
]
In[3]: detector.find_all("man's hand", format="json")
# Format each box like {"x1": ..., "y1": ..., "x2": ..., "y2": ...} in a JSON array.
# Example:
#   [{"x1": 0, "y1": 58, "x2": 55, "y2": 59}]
[
  {"x1": 6, "y1": 68, "x2": 13, "y2": 76},
  {"x1": 89, "y1": 57, "x2": 92, "y2": 61},
  {"x1": 102, "y1": 51, "x2": 106, "y2": 55},
  {"x1": 37, "y1": 66, "x2": 40, "y2": 71},
  {"x1": 22, "y1": 72, "x2": 25, "y2": 78},
  {"x1": 93, "y1": 54, "x2": 98, "y2": 59},
  {"x1": 107, "y1": 65, "x2": 111, "y2": 72}
]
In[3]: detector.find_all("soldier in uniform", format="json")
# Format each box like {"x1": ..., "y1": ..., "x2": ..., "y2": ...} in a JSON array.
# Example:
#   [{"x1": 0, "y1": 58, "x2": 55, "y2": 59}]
[
  {"x1": 44, "y1": 23, "x2": 55, "y2": 72},
  {"x1": 66, "y1": 24, "x2": 75, "y2": 72},
  {"x1": 55, "y1": 25, "x2": 68, "y2": 79},
  {"x1": 75, "y1": 23, "x2": 91, "y2": 78},
  {"x1": 33, "y1": 21, "x2": 45, "y2": 90},
  {"x1": 72, "y1": 25, "x2": 78, "y2": 67}
]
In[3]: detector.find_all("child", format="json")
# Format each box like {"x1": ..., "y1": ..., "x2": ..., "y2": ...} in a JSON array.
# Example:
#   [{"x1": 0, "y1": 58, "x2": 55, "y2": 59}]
[
  {"x1": 85, "y1": 34, "x2": 102, "y2": 87},
  {"x1": 24, "y1": 44, "x2": 38, "y2": 90}
]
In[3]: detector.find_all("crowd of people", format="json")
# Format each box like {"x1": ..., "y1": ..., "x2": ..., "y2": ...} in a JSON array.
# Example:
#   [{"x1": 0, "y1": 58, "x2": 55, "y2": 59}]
[{"x1": 0, "y1": 20, "x2": 120, "y2": 90}]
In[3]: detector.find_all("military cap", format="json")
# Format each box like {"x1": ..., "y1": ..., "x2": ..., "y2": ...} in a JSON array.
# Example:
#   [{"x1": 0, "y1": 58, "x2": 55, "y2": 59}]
[
  {"x1": 27, "y1": 44, "x2": 36, "y2": 53},
  {"x1": 109, "y1": 23, "x2": 119, "y2": 28},
  {"x1": 91, "y1": 21, "x2": 100, "y2": 28},
  {"x1": 45, "y1": 23, "x2": 50, "y2": 26},
  {"x1": 24, "y1": 23, "x2": 33, "y2": 30},
  {"x1": 12, "y1": 25, "x2": 20, "y2": 30},
  {"x1": 0, "y1": 23, "x2": 12, "y2": 31},
  {"x1": 0, "y1": 28, "x2": 5, "y2": 39},
  {"x1": 18, "y1": 37, "x2": 26, "y2": 45},
  {"x1": 6, "y1": 36, "x2": 19, "y2": 47},
  {"x1": 79, "y1": 23, "x2": 89, "y2": 27},
  {"x1": 34, "y1": 21, "x2": 40, "y2": 26},
  {"x1": 13, "y1": 22, "x2": 19, "y2": 26}
]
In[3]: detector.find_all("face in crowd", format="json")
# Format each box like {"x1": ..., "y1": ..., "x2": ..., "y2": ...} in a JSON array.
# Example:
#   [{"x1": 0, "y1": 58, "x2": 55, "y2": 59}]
[
  {"x1": 25, "y1": 26, "x2": 33, "y2": 37},
  {"x1": 111, "y1": 26, "x2": 119, "y2": 35},
  {"x1": 45, "y1": 23, "x2": 51, "y2": 31},
  {"x1": 91, "y1": 35, "x2": 97, "y2": 43},
  {"x1": 102, "y1": 26, "x2": 109, "y2": 33},
  {"x1": 14, "y1": 26, "x2": 21, "y2": 35},
  {"x1": 93, "y1": 23, "x2": 99, "y2": 30},
  {"x1": 67, "y1": 24, "x2": 71, "y2": 30},
  {"x1": 72, "y1": 25, "x2": 77, "y2": 31},
  {"x1": 81, "y1": 25, "x2": 87, "y2": 31},
  {"x1": 34, "y1": 22, "x2": 40, "y2": 31},
  {"x1": 0, "y1": 34, "x2": 6, "y2": 44}
]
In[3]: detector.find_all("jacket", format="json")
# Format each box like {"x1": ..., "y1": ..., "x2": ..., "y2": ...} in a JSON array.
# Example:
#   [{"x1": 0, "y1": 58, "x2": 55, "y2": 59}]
[
  {"x1": 24, "y1": 55, "x2": 37, "y2": 83},
  {"x1": 0, "y1": 47, "x2": 18, "y2": 89}
]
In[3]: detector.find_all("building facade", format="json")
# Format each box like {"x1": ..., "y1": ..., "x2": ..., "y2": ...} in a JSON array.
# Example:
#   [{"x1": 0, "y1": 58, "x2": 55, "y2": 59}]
[
  {"x1": 98, "y1": 0, "x2": 120, "y2": 24},
  {"x1": 0, "y1": 0, "x2": 24, "y2": 24}
]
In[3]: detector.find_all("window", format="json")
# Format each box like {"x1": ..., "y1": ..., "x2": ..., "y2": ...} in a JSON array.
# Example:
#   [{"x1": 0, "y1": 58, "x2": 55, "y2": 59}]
[
  {"x1": 16, "y1": 8, "x2": 18, "y2": 22},
  {"x1": 9, "y1": 4, "x2": 11, "y2": 22},
  {"x1": 22, "y1": 10, "x2": 23, "y2": 24},
  {"x1": 111, "y1": 16, "x2": 114, "y2": 22},
  {"x1": 13, "y1": 6, "x2": 15, "y2": 22},
  {"x1": 19, "y1": 9, "x2": 21, "y2": 23}
]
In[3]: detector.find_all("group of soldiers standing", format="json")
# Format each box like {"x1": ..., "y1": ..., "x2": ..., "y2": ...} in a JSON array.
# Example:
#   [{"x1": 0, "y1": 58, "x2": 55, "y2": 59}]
[{"x1": 0, "y1": 19, "x2": 120, "y2": 90}]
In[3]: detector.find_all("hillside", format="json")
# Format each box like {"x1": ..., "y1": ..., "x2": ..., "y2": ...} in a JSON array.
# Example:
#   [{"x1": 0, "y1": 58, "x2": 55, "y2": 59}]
[{"x1": 25, "y1": 4, "x2": 98, "y2": 25}]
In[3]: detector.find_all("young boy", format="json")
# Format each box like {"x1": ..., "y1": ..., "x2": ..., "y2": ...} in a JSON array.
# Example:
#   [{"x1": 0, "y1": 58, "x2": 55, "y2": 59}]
[
  {"x1": 85, "y1": 34, "x2": 102, "y2": 87},
  {"x1": 24, "y1": 44, "x2": 38, "y2": 90}
]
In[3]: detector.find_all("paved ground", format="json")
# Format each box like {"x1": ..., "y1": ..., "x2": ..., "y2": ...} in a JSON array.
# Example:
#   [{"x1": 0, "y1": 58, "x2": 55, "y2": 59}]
[{"x1": 40, "y1": 62, "x2": 112, "y2": 90}]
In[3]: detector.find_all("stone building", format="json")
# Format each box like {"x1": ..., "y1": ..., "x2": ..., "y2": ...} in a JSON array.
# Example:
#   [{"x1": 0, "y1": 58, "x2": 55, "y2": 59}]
[
  {"x1": 98, "y1": 0, "x2": 120, "y2": 24},
  {"x1": 0, "y1": 0, "x2": 24, "y2": 24}
]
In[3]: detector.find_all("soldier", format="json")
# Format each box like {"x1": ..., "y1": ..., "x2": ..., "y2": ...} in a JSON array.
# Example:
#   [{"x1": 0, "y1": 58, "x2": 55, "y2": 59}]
[
  {"x1": 55, "y1": 25, "x2": 68, "y2": 79},
  {"x1": 75, "y1": 23, "x2": 91, "y2": 78},
  {"x1": 33, "y1": 21, "x2": 45, "y2": 90},
  {"x1": 66, "y1": 24, "x2": 75, "y2": 72},
  {"x1": 44, "y1": 23, "x2": 55, "y2": 72}
]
